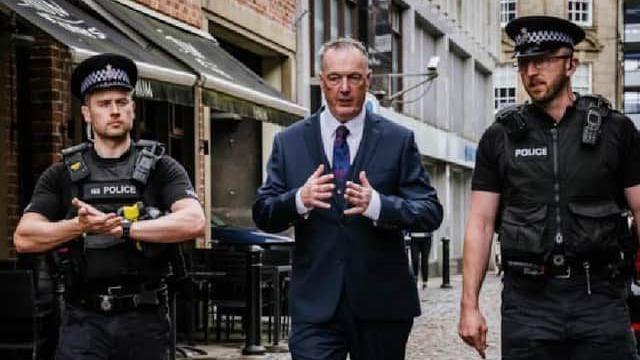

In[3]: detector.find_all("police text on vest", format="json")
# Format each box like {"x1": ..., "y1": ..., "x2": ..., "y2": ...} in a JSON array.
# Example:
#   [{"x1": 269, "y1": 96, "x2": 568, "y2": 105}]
[{"x1": 514, "y1": 147, "x2": 548, "y2": 158}]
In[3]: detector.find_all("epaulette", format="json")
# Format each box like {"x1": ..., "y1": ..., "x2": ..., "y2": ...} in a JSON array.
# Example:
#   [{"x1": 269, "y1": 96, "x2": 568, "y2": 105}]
[
  {"x1": 575, "y1": 94, "x2": 611, "y2": 117},
  {"x1": 133, "y1": 140, "x2": 166, "y2": 185},
  {"x1": 61, "y1": 142, "x2": 92, "y2": 183},
  {"x1": 495, "y1": 104, "x2": 528, "y2": 141}
]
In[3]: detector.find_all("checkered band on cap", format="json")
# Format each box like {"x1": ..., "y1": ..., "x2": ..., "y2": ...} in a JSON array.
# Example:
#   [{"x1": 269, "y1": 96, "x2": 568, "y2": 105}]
[
  {"x1": 80, "y1": 65, "x2": 131, "y2": 95},
  {"x1": 515, "y1": 30, "x2": 574, "y2": 47}
]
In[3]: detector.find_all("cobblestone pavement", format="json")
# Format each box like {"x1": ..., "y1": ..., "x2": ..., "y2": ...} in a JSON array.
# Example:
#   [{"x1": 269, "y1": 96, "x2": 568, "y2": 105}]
[
  {"x1": 185, "y1": 273, "x2": 503, "y2": 360},
  {"x1": 407, "y1": 274, "x2": 502, "y2": 360}
]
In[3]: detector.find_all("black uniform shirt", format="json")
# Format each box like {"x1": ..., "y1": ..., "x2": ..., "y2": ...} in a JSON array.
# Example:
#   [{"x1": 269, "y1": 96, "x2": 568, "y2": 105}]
[
  {"x1": 25, "y1": 146, "x2": 199, "y2": 220},
  {"x1": 472, "y1": 103, "x2": 640, "y2": 194}
]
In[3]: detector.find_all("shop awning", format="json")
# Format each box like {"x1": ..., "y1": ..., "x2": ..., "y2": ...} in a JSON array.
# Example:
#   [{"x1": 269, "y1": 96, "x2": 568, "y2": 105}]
[
  {"x1": 0, "y1": 0, "x2": 196, "y2": 105},
  {"x1": 98, "y1": 0, "x2": 308, "y2": 124}
]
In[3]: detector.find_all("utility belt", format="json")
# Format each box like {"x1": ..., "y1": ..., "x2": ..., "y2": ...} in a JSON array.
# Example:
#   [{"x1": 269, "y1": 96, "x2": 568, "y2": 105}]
[
  {"x1": 504, "y1": 254, "x2": 622, "y2": 280},
  {"x1": 67, "y1": 281, "x2": 168, "y2": 313}
]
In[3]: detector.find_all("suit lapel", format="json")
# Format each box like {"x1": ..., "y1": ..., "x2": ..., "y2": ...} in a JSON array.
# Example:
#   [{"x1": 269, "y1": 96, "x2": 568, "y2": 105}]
[
  {"x1": 349, "y1": 111, "x2": 382, "y2": 182},
  {"x1": 303, "y1": 111, "x2": 330, "y2": 170}
]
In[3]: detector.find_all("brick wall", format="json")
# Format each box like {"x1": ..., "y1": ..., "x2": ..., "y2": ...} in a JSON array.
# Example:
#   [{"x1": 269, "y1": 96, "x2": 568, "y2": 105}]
[
  {"x1": 30, "y1": 32, "x2": 72, "y2": 177},
  {"x1": 4, "y1": 30, "x2": 73, "y2": 252},
  {"x1": 236, "y1": 0, "x2": 296, "y2": 28},
  {"x1": 3, "y1": 38, "x2": 17, "y2": 252},
  {"x1": 133, "y1": 0, "x2": 202, "y2": 28}
]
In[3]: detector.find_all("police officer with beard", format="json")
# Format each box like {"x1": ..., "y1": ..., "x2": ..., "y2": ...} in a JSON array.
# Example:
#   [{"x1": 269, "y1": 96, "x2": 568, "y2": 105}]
[
  {"x1": 458, "y1": 16, "x2": 640, "y2": 359},
  {"x1": 13, "y1": 53, "x2": 205, "y2": 360}
]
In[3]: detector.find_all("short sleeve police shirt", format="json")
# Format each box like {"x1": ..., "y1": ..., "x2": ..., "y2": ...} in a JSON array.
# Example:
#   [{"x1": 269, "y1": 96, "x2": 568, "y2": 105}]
[
  {"x1": 471, "y1": 105, "x2": 640, "y2": 193},
  {"x1": 25, "y1": 148, "x2": 199, "y2": 221}
]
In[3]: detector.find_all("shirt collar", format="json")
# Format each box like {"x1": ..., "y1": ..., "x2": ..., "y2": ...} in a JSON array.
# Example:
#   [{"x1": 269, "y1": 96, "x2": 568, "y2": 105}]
[{"x1": 321, "y1": 106, "x2": 366, "y2": 138}]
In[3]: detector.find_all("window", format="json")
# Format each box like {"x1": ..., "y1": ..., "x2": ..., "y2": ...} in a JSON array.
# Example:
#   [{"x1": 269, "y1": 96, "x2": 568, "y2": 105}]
[
  {"x1": 475, "y1": 68, "x2": 491, "y2": 139},
  {"x1": 343, "y1": 0, "x2": 355, "y2": 38},
  {"x1": 390, "y1": 4, "x2": 402, "y2": 98},
  {"x1": 369, "y1": 1, "x2": 403, "y2": 110},
  {"x1": 450, "y1": 51, "x2": 465, "y2": 133},
  {"x1": 493, "y1": 64, "x2": 517, "y2": 110},
  {"x1": 625, "y1": 59, "x2": 640, "y2": 72},
  {"x1": 568, "y1": 0, "x2": 592, "y2": 27},
  {"x1": 500, "y1": 0, "x2": 517, "y2": 27},
  {"x1": 572, "y1": 63, "x2": 591, "y2": 95},
  {"x1": 313, "y1": 0, "x2": 325, "y2": 76},
  {"x1": 625, "y1": 91, "x2": 640, "y2": 114},
  {"x1": 310, "y1": 0, "x2": 359, "y2": 76}
]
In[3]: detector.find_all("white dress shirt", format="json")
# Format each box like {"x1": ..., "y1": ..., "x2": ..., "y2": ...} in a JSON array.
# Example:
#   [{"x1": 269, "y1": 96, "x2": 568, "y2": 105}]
[{"x1": 295, "y1": 107, "x2": 381, "y2": 220}]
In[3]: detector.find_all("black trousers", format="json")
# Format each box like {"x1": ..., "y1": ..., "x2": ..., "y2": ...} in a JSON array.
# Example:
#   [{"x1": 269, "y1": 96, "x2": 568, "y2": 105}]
[
  {"x1": 410, "y1": 238, "x2": 432, "y2": 283},
  {"x1": 502, "y1": 271, "x2": 639, "y2": 360},
  {"x1": 289, "y1": 291, "x2": 413, "y2": 360},
  {"x1": 55, "y1": 304, "x2": 170, "y2": 360}
]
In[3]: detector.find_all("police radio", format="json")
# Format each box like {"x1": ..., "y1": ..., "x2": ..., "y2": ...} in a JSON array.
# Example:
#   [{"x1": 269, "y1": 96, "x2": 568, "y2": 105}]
[
  {"x1": 133, "y1": 142, "x2": 165, "y2": 185},
  {"x1": 582, "y1": 108, "x2": 602, "y2": 146}
]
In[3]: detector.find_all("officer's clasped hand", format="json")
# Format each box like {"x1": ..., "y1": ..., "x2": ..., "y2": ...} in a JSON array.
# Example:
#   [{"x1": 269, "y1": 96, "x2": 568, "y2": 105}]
[
  {"x1": 72, "y1": 197, "x2": 123, "y2": 237},
  {"x1": 300, "y1": 164, "x2": 335, "y2": 210}
]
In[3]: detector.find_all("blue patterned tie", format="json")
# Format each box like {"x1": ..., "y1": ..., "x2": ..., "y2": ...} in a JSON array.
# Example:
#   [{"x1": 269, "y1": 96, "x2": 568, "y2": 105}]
[{"x1": 333, "y1": 125, "x2": 350, "y2": 189}]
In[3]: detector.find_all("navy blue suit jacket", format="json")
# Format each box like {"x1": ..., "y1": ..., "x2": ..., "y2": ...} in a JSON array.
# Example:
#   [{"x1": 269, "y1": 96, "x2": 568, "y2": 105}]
[{"x1": 253, "y1": 110, "x2": 443, "y2": 323}]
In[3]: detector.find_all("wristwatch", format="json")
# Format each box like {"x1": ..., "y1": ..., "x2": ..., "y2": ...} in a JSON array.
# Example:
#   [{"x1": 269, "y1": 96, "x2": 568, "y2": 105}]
[{"x1": 121, "y1": 219, "x2": 132, "y2": 239}]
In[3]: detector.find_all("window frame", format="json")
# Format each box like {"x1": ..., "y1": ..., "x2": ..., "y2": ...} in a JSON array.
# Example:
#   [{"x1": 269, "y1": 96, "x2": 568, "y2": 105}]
[
  {"x1": 500, "y1": 0, "x2": 517, "y2": 27},
  {"x1": 568, "y1": 0, "x2": 593, "y2": 27},
  {"x1": 309, "y1": 0, "x2": 359, "y2": 77},
  {"x1": 493, "y1": 63, "x2": 517, "y2": 110},
  {"x1": 572, "y1": 62, "x2": 592, "y2": 95},
  {"x1": 390, "y1": 3, "x2": 403, "y2": 103},
  {"x1": 624, "y1": 91, "x2": 640, "y2": 114}
]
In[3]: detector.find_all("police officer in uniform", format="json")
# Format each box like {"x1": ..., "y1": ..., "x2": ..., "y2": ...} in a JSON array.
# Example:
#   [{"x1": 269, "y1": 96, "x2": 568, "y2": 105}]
[
  {"x1": 13, "y1": 53, "x2": 206, "y2": 360},
  {"x1": 458, "y1": 16, "x2": 640, "y2": 359}
]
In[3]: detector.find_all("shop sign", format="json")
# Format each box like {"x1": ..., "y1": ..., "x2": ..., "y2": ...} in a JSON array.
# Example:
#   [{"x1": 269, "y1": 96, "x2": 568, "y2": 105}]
[
  {"x1": 163, "y1": 34, "x2": 232, "y2": 81},
  {"x1": 17, "y1": 0, "x2": 106, "y2": 39}
]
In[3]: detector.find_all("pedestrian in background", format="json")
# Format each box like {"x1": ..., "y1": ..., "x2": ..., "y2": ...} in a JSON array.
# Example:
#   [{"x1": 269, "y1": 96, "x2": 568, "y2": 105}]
[
  {"x1": 409, "y1": 232, "x2": 432, "y2": 289},
  {"x1": 458, "y1": 16, "x2": 640, "y2": 360},
  {"x1": 253, "y1": 37, "x2": 443, "y2": 360}
]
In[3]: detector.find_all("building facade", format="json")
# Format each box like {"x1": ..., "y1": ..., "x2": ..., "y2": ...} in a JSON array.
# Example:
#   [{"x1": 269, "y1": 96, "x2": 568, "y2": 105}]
[
  {"x1": 624, "y1": 0, "x2": 640, "y2": 128},
  {"x1": 495, "y1": 0, "x2": 624, "y2": 112}
]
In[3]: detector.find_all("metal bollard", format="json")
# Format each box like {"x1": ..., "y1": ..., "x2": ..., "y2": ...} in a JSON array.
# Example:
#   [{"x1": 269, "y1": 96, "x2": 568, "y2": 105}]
[
  {"x1": 242, "y1": 245, "x2": 266, "y2": 355},
  {"x1": 441, "y1": 237, "x2": 452, "y2": 288}
]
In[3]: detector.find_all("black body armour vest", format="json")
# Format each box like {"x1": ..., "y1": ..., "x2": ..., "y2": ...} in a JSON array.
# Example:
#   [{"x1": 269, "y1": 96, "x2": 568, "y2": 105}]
[
  {"x1": 496, "y1": 95, "x2": 630, "y2": 264},
  {"x1": 61, "y1": 141, "x2": 170, "y2": 284}
]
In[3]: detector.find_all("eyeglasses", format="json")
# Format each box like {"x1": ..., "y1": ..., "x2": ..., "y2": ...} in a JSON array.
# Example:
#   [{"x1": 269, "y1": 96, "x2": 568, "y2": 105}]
[
  {"x1": 323, "y1": 72, "x2": 366, "y2": 87},
  {"x1": 515, "y1": 55, "x2": 573, "y2": 71}
]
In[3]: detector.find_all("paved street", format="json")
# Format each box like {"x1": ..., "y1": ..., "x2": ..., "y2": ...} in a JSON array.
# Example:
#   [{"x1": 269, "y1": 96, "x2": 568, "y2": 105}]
[
  {"x1": 407, "y1": 274, "x2": 502, "y2": 360},
  {"x1": 186, "y1": 273, "x2": 503, "y2": 360}
]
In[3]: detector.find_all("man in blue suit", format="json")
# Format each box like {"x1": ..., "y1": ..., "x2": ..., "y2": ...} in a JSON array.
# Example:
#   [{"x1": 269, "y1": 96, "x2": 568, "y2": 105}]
[{"x1": 253, "y1": 38, "x2": 443, "y2": 360}]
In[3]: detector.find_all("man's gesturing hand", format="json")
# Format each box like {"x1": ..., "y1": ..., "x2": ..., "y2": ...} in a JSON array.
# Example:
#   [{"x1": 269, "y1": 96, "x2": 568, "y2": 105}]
[
  {"x1": 458, "y1": 307, "x2": 489, "y2": 359},
  {"x1": 344, "y1": 171, "x2": 373, "y2": 216},
  {"x1": 72, "y1": 197, "x2": 123, "y2": 236},
  {"x1": 300, "y1": 165, "x2": 335, "y2": 210}
]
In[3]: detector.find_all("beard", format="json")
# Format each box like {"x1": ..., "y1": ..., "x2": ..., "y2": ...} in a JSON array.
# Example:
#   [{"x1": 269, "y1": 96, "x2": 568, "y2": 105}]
[{"x1": 525, "y1": 73, "x2": 570, "y2": 106}]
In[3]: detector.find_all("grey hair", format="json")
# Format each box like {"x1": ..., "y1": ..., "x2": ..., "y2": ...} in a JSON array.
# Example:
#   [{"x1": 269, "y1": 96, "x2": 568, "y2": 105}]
[{"x1": 318, "y1": 37, "x2": 369, "y2": 72}]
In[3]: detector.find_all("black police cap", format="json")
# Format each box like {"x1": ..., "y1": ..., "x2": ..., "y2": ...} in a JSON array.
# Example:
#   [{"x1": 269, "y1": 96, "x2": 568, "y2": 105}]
[
  {"x1": 505, "y1": 16, "x2": 585, "y2": 58},
  {"x1": 71, "y1": 53, "x2": 137, "y2": 100}
]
